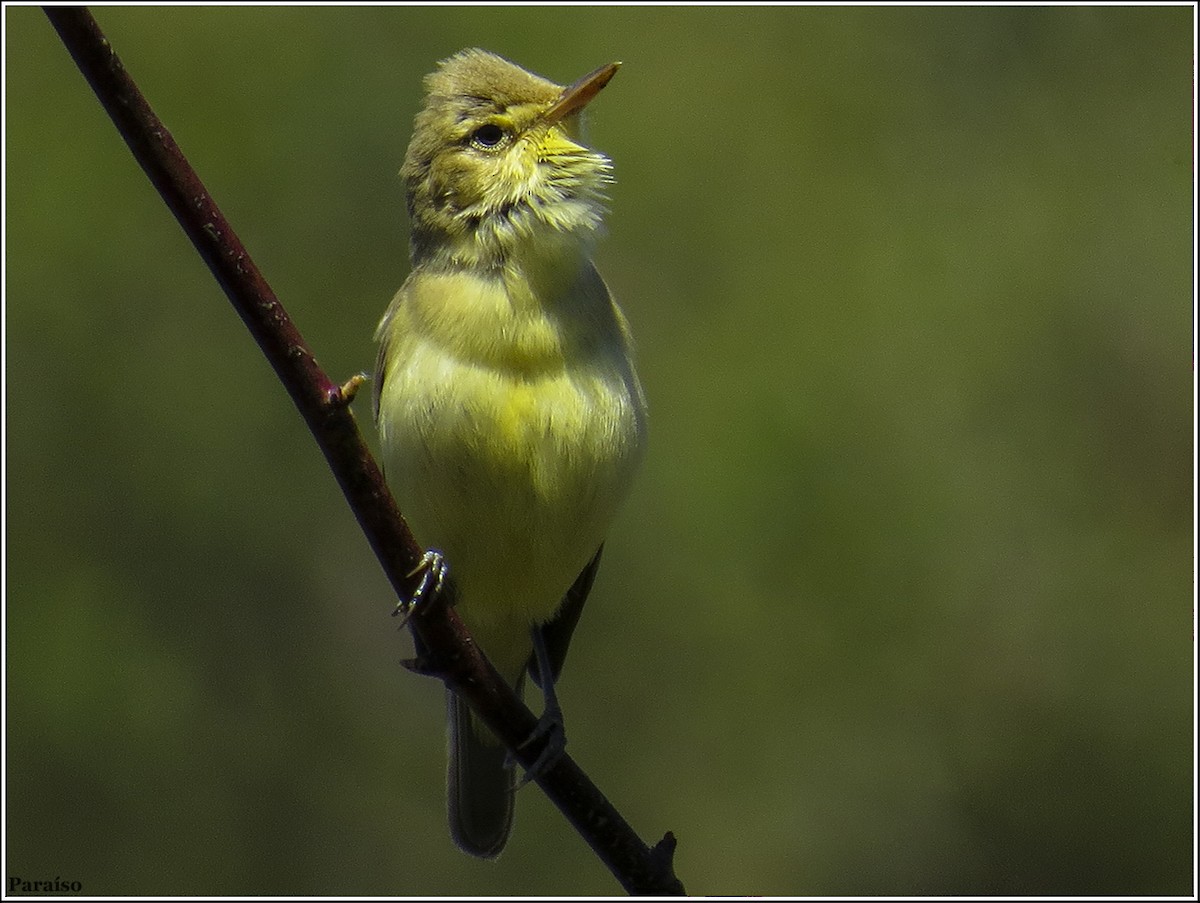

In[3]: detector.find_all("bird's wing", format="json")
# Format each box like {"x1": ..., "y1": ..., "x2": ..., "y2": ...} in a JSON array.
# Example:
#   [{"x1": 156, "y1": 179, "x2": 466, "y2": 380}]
[{"x1": 528, "y1": 545, "x2": 603, "y2": 690}]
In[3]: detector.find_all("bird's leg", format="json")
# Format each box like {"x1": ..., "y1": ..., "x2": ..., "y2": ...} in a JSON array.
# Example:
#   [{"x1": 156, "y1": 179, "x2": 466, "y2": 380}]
[{"x1": 514, "y1": 624, "x2": 567, "y2": 787}]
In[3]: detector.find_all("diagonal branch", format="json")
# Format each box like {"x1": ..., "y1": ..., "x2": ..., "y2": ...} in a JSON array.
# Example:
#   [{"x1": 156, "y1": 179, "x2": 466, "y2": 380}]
[{"x1": 43, "y1": 5, "x2": 683, "y2": 896}]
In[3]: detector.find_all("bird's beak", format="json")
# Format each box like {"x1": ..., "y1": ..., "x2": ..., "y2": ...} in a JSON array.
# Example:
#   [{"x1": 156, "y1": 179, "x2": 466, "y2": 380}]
[{"x1": 542, "y1": 62, "x2": 621, "y2": 125}]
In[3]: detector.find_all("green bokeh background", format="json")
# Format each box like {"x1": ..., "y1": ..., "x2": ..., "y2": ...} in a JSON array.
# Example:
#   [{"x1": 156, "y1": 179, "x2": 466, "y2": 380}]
[{"x1": 4, "y1": 5, "x2": 1194, "y2": 896}]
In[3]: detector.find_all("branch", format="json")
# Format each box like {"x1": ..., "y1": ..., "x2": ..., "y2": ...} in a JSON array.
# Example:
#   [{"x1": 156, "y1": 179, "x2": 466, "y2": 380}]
[{"x1": 44, "y1": 6, "x2": 684, "y2": 896}]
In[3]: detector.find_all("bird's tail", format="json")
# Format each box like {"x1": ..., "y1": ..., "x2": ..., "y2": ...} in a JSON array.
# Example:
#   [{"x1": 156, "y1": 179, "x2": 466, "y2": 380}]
[{"x1": 447, "y1": 689, "x2": 515, "y2": 858}]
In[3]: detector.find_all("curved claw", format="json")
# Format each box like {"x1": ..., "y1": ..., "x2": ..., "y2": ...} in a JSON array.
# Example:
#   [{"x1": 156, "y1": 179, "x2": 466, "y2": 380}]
[
  {"x1": 513, "y1": 702, "x2": 567, "y2": 788},
  {"x1": 392, "y1": 549, "x2": 448, "y2": 628}
]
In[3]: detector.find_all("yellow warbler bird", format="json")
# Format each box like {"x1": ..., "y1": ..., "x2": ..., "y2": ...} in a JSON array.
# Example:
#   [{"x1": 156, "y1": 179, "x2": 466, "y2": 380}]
[{"x1": 373, "y1": 49, "x2": 646, "y2": 858}]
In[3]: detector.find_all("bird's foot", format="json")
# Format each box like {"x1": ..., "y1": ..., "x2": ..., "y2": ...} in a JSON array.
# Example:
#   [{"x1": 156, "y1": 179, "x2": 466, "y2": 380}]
[
  {"x1": 392, "y1": 549, "x2": 448, "y2": 629},
  {"x1": 510, "y1": 699, "x2": 567, "y2": 788}
]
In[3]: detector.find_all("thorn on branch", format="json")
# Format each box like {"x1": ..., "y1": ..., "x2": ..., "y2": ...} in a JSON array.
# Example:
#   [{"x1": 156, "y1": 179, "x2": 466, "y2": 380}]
[
  {"x1": 649, "y1": 831, "x2": 683, "y2": 887},
  {"x1": 333, "y1": 372, "x2": 369, "y2": 407}
]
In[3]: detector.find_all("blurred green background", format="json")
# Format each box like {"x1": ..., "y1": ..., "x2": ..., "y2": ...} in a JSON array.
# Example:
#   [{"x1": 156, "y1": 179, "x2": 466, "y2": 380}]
[{"x1": 4, "y1": 5, "x2": 1193, "y2": 896}]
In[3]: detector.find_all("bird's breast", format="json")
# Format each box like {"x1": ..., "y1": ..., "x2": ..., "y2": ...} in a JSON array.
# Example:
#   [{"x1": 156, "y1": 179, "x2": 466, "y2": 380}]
[{"x1": 375, "y1": 264, "x2": 645, "y2": 632}]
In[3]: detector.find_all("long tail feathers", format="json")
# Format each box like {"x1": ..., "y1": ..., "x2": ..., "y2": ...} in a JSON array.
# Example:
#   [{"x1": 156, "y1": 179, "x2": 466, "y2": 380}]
[{"x1": 447, "y1": 689, "x2": 515, "y2": 859}]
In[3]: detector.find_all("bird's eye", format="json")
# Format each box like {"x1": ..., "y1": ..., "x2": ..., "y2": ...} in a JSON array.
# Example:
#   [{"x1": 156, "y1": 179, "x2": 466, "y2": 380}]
[{"x1": 470, "y1": 123, "x2": 507, "y2": 150}]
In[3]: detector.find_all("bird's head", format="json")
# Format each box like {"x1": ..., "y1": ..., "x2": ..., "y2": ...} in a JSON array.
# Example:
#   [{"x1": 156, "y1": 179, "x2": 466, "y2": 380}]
[{"x1": 402, "y1": 48, "x2": 619, "y2": 268}]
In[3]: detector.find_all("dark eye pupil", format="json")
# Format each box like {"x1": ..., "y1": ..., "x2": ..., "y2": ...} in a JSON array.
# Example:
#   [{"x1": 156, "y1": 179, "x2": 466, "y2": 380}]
[{"x1": 472, "y1": 124, "x2": 505, "y2": 148}]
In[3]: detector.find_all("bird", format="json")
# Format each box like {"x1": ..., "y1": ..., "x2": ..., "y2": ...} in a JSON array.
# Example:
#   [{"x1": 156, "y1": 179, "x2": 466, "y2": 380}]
[{"x1": 373, "y1": 48, "x2": 647, "y2": 858}]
